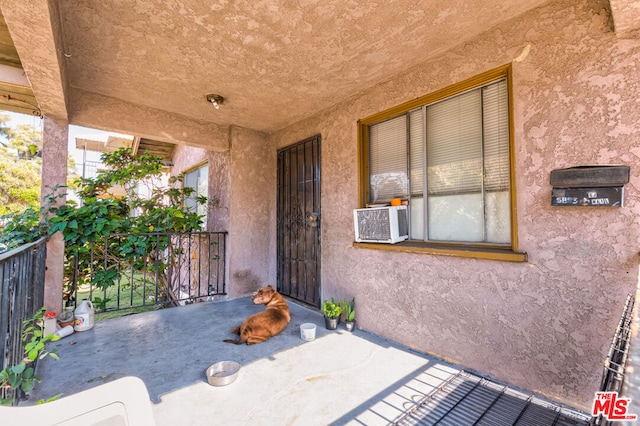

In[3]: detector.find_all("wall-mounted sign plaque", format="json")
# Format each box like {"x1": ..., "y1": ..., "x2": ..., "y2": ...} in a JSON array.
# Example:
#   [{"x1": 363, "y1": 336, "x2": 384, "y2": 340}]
[{"x1": 551, "y1": 187, "x2": 623, "y2": 207}]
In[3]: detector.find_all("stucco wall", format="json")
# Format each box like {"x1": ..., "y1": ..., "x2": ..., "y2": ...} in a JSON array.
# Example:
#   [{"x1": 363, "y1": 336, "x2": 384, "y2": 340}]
[
  {"x1": 207, "y1": 151, "x2": 232, "y2": 233},
  {"x1": 171, "y1": 144, "x2": 231, "y2": 233},
  {"x1": 268, "y1": 0, "x2": 640, "y2": 410},
  {"x1": 228, "y1": 126, "x2": 276, "y2": 297},
  {"x1": 170, "y1": 129, "x2": 274, "y2": 298},
  {"x1": 171, "y1": 144, "x2": 208, "y2": 175}
]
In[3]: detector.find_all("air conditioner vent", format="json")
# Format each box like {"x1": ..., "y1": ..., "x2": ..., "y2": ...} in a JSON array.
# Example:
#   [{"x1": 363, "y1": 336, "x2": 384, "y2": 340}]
[{"x1": 353, "y1": 206, "x2": 409, "y2": 244}]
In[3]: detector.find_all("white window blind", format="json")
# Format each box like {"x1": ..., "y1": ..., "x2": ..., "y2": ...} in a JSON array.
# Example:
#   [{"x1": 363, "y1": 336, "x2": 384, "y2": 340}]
[
  {"x1": 482, "y1": 80, "x2": 510, "y2": 192},
  {"x1": 425, "y1": 79, "x2": 510, "y2": 242},
  {"x1": 369, "y1": 115, "x2": 408, "y2": 203},
  {"x1": 426, "y1": 89, "x2": 483, "y2": 196},
  {"x1": 409, "y1": 108, "x2": 424, "y2": 197}
]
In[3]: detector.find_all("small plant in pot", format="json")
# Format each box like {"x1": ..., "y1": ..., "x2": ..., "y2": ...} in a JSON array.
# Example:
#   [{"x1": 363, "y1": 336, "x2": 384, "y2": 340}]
[
  {"x1": 322, "y1": 298, "x2": 343, "y2": 330},
  {"x1": 343, "y1": 298, "x2": 355, "y2": 332}
]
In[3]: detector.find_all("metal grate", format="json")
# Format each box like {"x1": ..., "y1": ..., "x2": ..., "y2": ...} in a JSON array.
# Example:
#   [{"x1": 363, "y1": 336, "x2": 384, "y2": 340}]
[
  {"x1": 356, "y1": 208, "x2": 392, "y2": 240},
  {"x1": 394, "y1": 371, "x2": 591, "y2": 426},
  {"x1": 591, "y1": 293, "x2": 636, "y2": 425},
  {"x1": 598, "y1": 293, "x2": 635, "y2": 394}
]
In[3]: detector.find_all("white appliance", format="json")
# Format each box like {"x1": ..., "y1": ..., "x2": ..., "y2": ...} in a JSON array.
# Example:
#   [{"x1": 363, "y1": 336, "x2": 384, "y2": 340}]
[{"x1": 353, "y1": 205, "x2": 409, "y2": 243}]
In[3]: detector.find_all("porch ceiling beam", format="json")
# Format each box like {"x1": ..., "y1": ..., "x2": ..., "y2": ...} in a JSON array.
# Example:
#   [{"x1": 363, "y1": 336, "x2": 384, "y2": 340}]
[
  {"x1": 69, "y1": 88, "x2": 230, "y2": 152},
  {"x1": 609, "y1": 0, "x2": 640, "y2": 35},
  {"x1": 0, "y1": 0, "x2": 69, "y2": 120}
]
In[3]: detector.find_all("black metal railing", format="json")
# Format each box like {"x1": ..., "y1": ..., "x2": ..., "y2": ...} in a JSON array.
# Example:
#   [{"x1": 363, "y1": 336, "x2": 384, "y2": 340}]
[
  {"x1": 590, "y1": 293, "x2": 636, "y2": 425},
  {"x1": 0, "y1": 237, "x2": 47, "y2": 405},
  {"x1": 66, "y1": 231, "x2": 226, "y2": 313}
]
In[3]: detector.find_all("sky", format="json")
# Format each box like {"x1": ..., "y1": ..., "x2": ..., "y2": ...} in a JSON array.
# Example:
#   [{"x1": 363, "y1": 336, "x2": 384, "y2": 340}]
[{"x1": 5, "y1": 110, "x2": 133, "y2": 171}]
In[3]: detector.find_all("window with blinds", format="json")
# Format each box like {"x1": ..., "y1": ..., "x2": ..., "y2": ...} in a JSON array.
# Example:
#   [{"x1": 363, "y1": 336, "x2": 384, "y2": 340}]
[
  {"x1": 369, "y1": 115, "x2": 408, "y2": 203},
  {"x1": 366, "y1": 75, "x2": 512, "y2": 245}
]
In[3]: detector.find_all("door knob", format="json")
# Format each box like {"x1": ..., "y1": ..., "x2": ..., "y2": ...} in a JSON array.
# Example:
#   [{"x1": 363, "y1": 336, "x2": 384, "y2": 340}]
[{"x1": 307, "y1": 213, "x2": 319, "y2": 228}]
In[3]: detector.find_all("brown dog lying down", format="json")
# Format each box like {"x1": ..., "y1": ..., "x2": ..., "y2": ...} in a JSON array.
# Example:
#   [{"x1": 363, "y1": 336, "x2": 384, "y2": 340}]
[{"x1": 224, "y1": 285, "x2": 291, "y2": 345}]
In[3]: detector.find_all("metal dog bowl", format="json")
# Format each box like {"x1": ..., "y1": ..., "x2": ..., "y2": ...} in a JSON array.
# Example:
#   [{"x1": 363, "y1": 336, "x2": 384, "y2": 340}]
[{"x1": 206, "y1": 361, "x2": 241, "y2": 386}]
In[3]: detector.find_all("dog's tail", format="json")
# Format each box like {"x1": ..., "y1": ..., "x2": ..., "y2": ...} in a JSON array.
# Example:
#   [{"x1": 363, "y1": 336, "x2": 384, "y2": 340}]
[{"x1": 223, "y1": 339, "x2": 243, "y2": 345}]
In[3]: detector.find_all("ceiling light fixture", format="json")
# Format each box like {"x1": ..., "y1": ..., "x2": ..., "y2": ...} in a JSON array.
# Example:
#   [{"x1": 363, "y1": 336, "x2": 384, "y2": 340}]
[{"x1": 205, "y1": 94, "x2": 225, "y2": 110}]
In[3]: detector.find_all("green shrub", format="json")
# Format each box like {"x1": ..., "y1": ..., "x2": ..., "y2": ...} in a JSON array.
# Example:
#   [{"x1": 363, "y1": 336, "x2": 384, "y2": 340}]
[{"x1": 0, "y1": 308, "x2": 60, "y2": 406}]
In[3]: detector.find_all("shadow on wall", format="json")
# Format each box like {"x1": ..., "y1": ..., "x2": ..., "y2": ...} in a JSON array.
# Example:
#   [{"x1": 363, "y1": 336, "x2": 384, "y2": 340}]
[{"x1": 232, "y1": 269, "x2": 263, "y2": 295}]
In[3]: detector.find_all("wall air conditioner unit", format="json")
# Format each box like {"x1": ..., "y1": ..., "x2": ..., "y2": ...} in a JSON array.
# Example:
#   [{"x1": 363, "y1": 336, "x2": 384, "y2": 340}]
[{"x1": 353, "y1": 205, "x2": 409, "y2": 244}]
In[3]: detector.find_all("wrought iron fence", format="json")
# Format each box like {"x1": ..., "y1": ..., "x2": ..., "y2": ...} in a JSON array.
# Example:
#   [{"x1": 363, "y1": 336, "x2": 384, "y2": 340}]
[
  {"x1": 65, "y1": 231, "x2": 226, "y2": 313},
  {"x1": 0, "y1": 237, "x2": 47, "y2": 405},
  {"x1": 590, "y1": 293, "x2": 636, "y2": 425}
]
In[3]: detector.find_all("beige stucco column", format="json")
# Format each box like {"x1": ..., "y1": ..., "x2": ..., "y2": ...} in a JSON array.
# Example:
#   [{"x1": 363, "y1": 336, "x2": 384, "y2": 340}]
[
  {"x1": 226, "y1": 126, "x2": 276, "y2": 297},
  {"x1": 41, "y1": 116, "x2": 68, "y2": 313}
]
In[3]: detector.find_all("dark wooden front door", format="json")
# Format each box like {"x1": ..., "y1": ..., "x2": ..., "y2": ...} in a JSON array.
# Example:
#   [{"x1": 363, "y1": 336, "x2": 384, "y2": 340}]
[{"x1": 277, "y1": 135, "x2": 321, "y2": 307}]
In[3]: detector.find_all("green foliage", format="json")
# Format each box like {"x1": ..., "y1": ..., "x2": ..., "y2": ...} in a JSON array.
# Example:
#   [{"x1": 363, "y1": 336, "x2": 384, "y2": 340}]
[
  {"x1": 0, "y1": 118, "x2": 44, "y2": 216},
  {"x1": 37, "y1": 393, "x2": 64, "y2": 405},
  {"x1": 92, "y1": 269, "x2": 119, "y2": 291},
  {"x1": 0, "y1": 308, "x2": 60, "y2": 406},
  {"x1": 58, "y1": 148, "x2": 204, "y2": 235},
  {"x1": 343, "y1": 298, "x2": 355, "y2": 322},
  {"x1": 0, "y1": 147, "x2": 207, "y2": 306},
  {"x1": 21, "y1": 309, "x2": 60, "y2": 362},
  {"x1": 0, "y1": 155, "x2": 41, "y2": 216},
  {"x1": 49, "y1": 148, "x2": 205, "y2": 301},
  {"x1": 322, "y1": 298, "x2": 343, "y2": 319},
  {"x1": 92, "y1": 296, "x2": 112, "y2": 311},
  {"x1": 46, "y1": 195, "x2": 126, "y2": 245},
  {"x1": 0, "y1": 207, "x2": 45, "y2": 251},
  {"x1": 5, "y1": 123, "x2": 42, "y2": 160}
]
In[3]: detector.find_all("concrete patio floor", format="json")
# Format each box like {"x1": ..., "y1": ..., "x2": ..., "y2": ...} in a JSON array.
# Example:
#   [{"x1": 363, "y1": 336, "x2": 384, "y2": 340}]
[{"x1": 21, "y1": 297, "x2": 592, "y2": 425}]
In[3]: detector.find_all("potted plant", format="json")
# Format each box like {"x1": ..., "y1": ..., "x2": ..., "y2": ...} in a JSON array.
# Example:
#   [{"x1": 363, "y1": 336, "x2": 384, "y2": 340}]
[
  {"x1": 343, "y1": 298, "x2": 355, "y2": 332},
  {"x1": 322, "y1": 298, "x2": 343, "y2": 330}
]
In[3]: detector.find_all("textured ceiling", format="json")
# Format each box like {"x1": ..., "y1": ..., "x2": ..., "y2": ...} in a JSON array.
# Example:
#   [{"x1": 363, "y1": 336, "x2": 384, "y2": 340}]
[{"x1": 53, "y1": 0, "x2": 552, "y2": 133}]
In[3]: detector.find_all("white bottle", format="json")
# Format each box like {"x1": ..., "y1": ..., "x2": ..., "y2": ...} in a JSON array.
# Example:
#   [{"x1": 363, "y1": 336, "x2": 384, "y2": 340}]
[
  {"x1": 44, "y1": 311, "x2": 57, "y2": 336},
  {"x1": 74, "y1": 300, "x2": 95, "y2": 331},
  {"x1": 54, "y1": 325, "x2": 74, "y2": 338}
]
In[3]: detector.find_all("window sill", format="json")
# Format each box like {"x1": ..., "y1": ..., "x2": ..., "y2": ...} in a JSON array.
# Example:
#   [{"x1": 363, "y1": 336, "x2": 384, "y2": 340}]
[{"x1": 352, "y1": 241, "x2": 528, "y2": 262}]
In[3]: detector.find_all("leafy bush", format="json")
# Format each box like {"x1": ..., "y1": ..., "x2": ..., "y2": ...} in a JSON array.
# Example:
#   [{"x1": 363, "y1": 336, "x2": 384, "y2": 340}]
[
  {"x1": 50, "y1": 149, "x2": 206, "y2": 305},
  {"x1": 0, "y1": 120, "x2": 44, "y2": 216},
  {"x1": 0, "y1": 207, "x2": 46, "y2": 252},
  {"x1": 0, "y1": 148, "x2": 208, "y2": 306},
  {"x1": 0, "y1": 308, "x2": 60, "y2": 406}
]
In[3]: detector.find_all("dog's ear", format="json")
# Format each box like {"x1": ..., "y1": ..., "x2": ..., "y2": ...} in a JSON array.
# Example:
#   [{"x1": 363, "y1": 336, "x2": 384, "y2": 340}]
[{"x1": 266, "y1": 284, "x2": 274, "y2": 290}]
